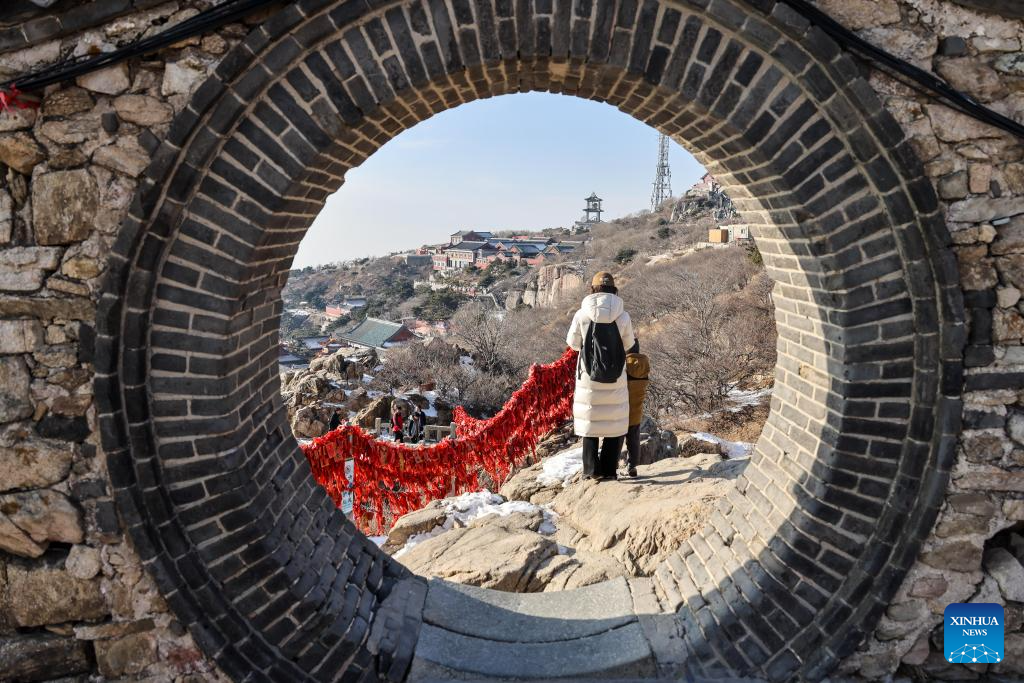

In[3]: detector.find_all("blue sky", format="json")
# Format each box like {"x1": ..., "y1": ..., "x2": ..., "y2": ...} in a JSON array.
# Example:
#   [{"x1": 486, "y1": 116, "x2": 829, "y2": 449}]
[{"x1": 292, "y1": 92, "x2": 706, "y2": 269}]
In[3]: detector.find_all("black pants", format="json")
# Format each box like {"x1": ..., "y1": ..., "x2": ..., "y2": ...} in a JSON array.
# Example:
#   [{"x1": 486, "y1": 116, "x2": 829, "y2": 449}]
[
  {"x1": 582, "y1": 435, "x2": 624, "y2": 478},
  {"x1": 625, "y1": 424, "x2": 641, "y2": 469}
]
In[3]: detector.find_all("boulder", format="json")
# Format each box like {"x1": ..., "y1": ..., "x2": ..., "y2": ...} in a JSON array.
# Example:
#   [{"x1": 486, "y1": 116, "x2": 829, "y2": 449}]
[
  {"x1": 0, "y1": 319, "x2": 43, "y2": 354},
  {"x1": 0, "y1": 489, "x2": 84, "y2": 546},
  {"x1": 308, "y1": 349, "x2": 348, "y2": 378},
  {"x1": 162, "y1": 55, "x2": 209, "y2": 96},
  {"x1": 548, "y1": 458, "x2": 737, "y2": 575},
  {"x1": 65, "y1": 544, "x2": 102, "y2": 580},
  {"x1": 0, "y1": 247, "x2": 61, "y2": 292},
  {"x1": 382, "y1": 505, "x2": 447, "y2": 554},
  {"x1": 6, "y1": 564, "x2": 107, "y2": 627},
  {"x1": 998, "y1": 633, "x2": 1024, "y2": 675},
  {"x1": 527, "y1": 548, "x2": 629, "y2": 592},
  {"x1": 76, "y1": 63, "x2": 129, "y2": 95},
  {"x1": 0, "y1": 357, "x2": 32, "y2": 423},
  {"x1": 0, "y1": 514, "x2": 45, "y2": 557},
  {"x1": 814, "y1": 0, "x2": 898, "y2": 29},
  {"x1": 0, "y1": 133, "x2": 44, "y2": 175},
  {"x1": 920, "y1": 539, "x2": 984, "y2": 572},
  {"x1": 984, "y1": 547, "x2": 1024, "y2": 602},
  {"x1": 908, "y1": 575, "x2": 948, "y2": 599},
  {"x1": 355, "y1": 395, "x2": 392, "y2": 429},
  {"x1": 112, "y1": 94, "x2": 173, "y2": 126},
  {"x1": 1012, "y1": 413, "x2": 1024, "y2": 446},
  {"x1": 345, "y1": 387, "x2": 371, "y2": 413},
  {"x1": 92, "y1": 143, "x2": 150, "y2": 178},
  {"x1": 432, "y1": 397, "x2": 454, "y2": 426},
  {"x1": 636, "y1": 416, "x2": 678, "y2": 465},
  {"x1": 677, "y1": 433, "x2": 723, "y2": 459},
  {"x1": 95, "y1": 632, "x2": 157, "y2": 678},
  {"x1": 398, "y1": 520, "x2": 558, "y2": 592},
  {"x1": 395, "y1": 449, "x2": 740, "y2": 592},
  {"x1": 289, "y1": 374, "x2": 332, "y2": 405},
  {"x1": 0, "y1": 188, "x2": 10, "y2": 243},
  {"x1": 32, "y1": 170, "x2": 98, "y2": 246},
  {"x1": 498, "y1": 460, "x2": 552, "y2": 504},
  {"x1": 0, "y1": 634, "x2": 91, "y2": 681},
  {"x1": 291, "y1": 405, "x2": 328, "y2": 439},
  {"x1": 42, "y1": 87, "x2": 93, "y2": 117}
]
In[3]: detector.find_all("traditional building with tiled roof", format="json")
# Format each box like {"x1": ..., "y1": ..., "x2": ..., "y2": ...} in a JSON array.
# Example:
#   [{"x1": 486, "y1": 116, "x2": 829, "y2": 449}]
[{"x1": 338, "y1": 318, "x2": 418, "y2": 349}]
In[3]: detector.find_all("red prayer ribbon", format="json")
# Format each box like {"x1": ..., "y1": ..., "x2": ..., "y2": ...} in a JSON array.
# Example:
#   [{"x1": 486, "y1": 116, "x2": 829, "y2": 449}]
[
  {"x1": 0, "y1": 86, "x2": 40, "y2": 113},
  {"x1": 301, "y1": 348, "x2": 578, "y2": 533}
]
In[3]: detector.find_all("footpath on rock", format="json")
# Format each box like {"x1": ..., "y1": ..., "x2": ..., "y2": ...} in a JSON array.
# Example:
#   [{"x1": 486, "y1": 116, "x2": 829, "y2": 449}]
[{"x1": 380, "y1": 441, "x2": 750, "y2": 592}]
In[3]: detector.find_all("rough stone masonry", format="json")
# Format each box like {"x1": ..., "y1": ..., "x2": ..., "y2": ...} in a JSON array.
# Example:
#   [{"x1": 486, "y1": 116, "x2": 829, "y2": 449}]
[{"x1": 0, "y1": 0, "x2": 1022, "y2": 681}]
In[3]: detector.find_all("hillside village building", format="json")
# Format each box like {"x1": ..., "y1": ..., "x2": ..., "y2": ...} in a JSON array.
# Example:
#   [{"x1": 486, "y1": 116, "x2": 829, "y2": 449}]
[
  {"x1": 339, "y1": 318, "x2": 419, "y2": 349},
  {"x1": 324, "y1": 297, "x2": 367, "y2": 319},
  {"x1": 430, "y1": 233, "x2": 581, "y2": 273}
]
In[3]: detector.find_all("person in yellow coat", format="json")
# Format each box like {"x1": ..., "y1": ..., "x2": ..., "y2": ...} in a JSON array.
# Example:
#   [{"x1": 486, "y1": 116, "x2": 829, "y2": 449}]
[{"x1": 624, "y1": 337, "x2": 650, "y2": 478}]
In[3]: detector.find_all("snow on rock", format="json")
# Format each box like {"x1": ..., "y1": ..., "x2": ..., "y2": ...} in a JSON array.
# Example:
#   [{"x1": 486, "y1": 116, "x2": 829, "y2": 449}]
[
  {"x1": 726, "y1": 386, "x2": 772, "y2": 411},
  {"x1": 391, "y1": 491, "x2": 557, "y2": 560},
  {"x1": 536, "y1": 446, "x2": 583, "y2": 487},
  {"x1": 392, "y1": 454, "x2": 745, "y2": 592},
  {"x1": 691, "y1": 432, "x2": 752, "y2": 459}
]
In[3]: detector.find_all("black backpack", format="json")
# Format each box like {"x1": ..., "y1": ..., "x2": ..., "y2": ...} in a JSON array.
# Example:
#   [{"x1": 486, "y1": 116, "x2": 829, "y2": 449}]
[{"x1": 580, "y1": 321, "x2": 626, "y2": 383}]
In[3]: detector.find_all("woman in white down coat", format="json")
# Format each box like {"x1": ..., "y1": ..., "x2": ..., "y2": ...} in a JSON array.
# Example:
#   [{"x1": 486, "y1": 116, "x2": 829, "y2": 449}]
[{"x1": 566, "y1": 272, "x2": 635, "y2": 480}]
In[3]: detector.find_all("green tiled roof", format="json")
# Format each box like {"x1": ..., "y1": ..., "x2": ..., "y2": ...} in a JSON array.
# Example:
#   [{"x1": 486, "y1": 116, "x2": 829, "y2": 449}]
[{"x1": 340, "y1": 318, "x2": 408, "y2": 348}]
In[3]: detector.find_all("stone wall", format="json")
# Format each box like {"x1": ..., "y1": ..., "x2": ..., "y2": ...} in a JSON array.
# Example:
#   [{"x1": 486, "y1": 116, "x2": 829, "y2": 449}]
[
  {"x1": 0, "y1": 2, "x2": 241, "y2": 679},
  {"x1": 0, "y1": 0, "x2": 1020, "y2": 680},
  {"x1": 813, "y1": 1, "x2": 1024, "y2": 678}
]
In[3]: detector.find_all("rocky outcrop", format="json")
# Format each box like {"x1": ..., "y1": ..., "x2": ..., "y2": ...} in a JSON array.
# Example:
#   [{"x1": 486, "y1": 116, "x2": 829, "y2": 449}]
[
  {"x1": 281, "y1": 348, "x2": 378, "y2": 438},
  {"x1": 386, "y1": 446, "x2": 743, "y2": 592},
  {"x1": 505, "y1": 264, "x2": 584, "y2": 310},
  {"x1": 399, "y1": 510, "x2": 559, "y2": 592},
  {"x1": 669, "y1": 185, "x2": 737, "y2": 223}
]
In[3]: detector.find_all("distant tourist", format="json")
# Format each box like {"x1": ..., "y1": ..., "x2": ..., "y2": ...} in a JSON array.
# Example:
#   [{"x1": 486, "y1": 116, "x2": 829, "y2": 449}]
[
  {"x1": 406, "y1": 410, "x2": 421, "y2": 444},
  {"x1": 624, "y1": 336, "x2": 650, "y2": 478},
  {"x1": 391, "y1": 407, "x2": 404, "y2": 442},
  {"x1": 328, "y1": 411, "x2": 342, "y2": 432},
  {"x1": 565, "y1": 271, "x2": 635, "y2": 480}
]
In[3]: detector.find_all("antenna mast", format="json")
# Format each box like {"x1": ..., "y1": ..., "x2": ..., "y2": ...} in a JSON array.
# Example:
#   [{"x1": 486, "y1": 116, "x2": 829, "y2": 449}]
[{"x1": 650, "y1": 134, "x2": 672, "y2": 211}]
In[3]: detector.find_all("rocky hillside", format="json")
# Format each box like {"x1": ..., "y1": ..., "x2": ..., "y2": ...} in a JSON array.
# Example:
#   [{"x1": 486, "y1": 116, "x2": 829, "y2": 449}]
[
  {"x1": 281, "y1": 346, "x2": 454, "y2": 439},
  {"x1": 378, "y1": 434, "x2": 751, "y2": 592}
]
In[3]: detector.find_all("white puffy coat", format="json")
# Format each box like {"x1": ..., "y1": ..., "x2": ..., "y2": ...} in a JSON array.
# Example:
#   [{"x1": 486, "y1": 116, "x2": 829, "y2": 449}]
[{"x1": 566, "y1": 293, "x2": 635, "y2": 438}]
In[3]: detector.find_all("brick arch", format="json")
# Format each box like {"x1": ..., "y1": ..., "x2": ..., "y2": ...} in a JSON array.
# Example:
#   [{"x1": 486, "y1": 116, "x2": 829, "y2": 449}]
[{"x1": 94, "y1": 0, "x2": 964, "y2": 680}]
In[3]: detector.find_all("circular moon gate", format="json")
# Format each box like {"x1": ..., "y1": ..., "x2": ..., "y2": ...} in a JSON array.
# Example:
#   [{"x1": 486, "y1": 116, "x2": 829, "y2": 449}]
[{"x1": 94, "y1": 0, "x2": 964, "y2": 680}]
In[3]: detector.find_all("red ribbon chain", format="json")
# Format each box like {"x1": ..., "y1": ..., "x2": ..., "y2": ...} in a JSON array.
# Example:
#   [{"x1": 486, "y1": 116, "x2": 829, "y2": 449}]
[
  {"x1": 0, "y1": 86, "x2": 40, "y2": 113},
  {"x1": 301, "y1": 348, "x2": 578, "y2": 533}
]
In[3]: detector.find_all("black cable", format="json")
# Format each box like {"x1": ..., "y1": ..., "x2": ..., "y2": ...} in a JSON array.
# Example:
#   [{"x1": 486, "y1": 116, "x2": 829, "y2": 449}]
[
  {"x1": 3, "y1": 0, "x2": 1021, "y2": 143},
  {"x1": 0, "y1": 0, "x2": 283, "y2": 94},
  {"x1": 771, "y1": 0, "x2": 1024, "y2": 140}
]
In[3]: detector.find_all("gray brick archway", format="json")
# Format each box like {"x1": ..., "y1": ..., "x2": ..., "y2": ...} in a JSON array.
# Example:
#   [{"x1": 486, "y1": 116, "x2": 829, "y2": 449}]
[{"x1": 94, "y1": 0, "x2": 964, "y2": 680}]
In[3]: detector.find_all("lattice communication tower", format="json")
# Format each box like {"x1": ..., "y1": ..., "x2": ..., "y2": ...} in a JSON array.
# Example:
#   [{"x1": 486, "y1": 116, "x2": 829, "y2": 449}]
[{"x1": 650, "y1": 133, "x2": 672, "y2": 211}]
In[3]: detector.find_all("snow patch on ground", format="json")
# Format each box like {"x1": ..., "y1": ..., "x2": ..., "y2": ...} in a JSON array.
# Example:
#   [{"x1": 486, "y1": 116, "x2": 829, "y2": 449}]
[
  {"x1": 423, "y1": 390, "x2": 439, "y2": 418},
  {"x1": 537, "y1": 446, "x2": 584, "y2": 487},
  {"x1": 394, "y1": 491, "x2": 558, "y2": 558},
  {"x1": 692, "y1": 432, "x2": 753, "y2": 459},
  {"x1": 368, "y1": 535, "x2": 387, "y2": 547},
  {"x1": 726, "y1": 386, "x2": 772, "y2": 411}
]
